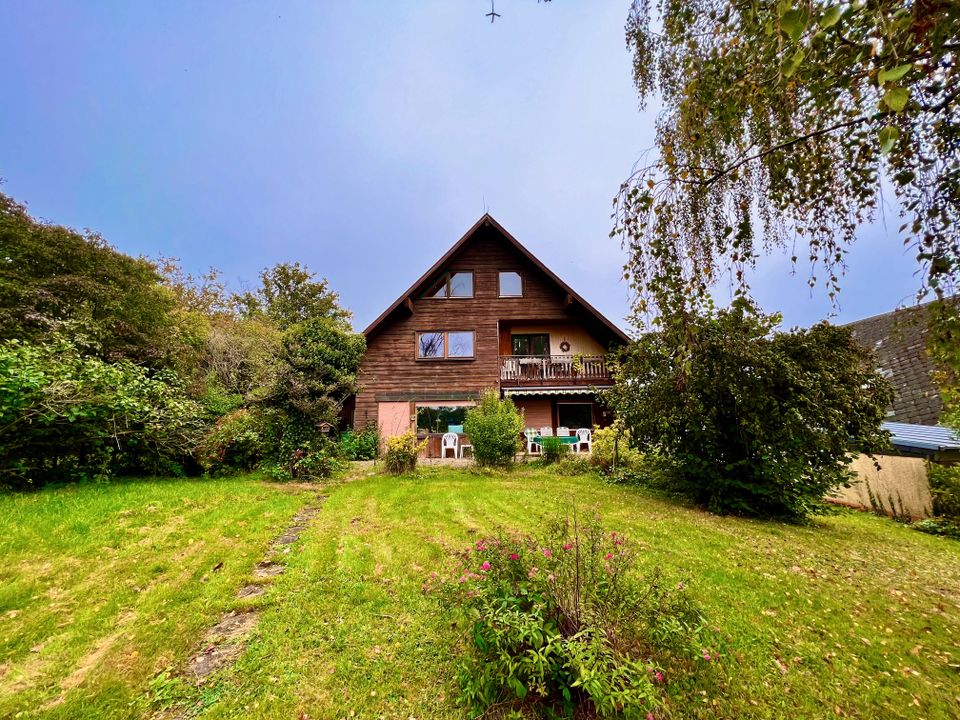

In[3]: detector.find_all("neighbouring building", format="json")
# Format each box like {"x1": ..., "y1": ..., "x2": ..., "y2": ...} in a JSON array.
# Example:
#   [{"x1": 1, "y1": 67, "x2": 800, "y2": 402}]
[{"x1": 351, "y1": 214, "x2": 629, "y2": 457}]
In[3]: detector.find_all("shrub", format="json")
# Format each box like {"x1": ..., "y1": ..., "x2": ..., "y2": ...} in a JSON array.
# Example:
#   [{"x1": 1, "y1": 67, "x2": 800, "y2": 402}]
[
  {"x1": 0, "y1": 337, "x2": 206, "y2": 488},
  {"x1": 927, "y1": 463, "x2": 960, "y2": 521},
  {"x1": 196, "y1": 409, "x2": 267, "y2": 475},
  {"x1": 262, "y1": 438, "x2": 345, "y2": 482},
  {"x1": 427, "y1": 513, "x2": 712, "y2": 718},
  {"x1": 463, "y1": 389, "x2": 524, "y2": 467},
  {"x1": 554, "y1": 453, "x2": 593, "y2": 476},
  {"x1": 590, "y1": 423, "x2": 644, "y2": 474},
  {"x1": 383, "y1": 432, "x2": 426, "y2": 475},
  {"x1": 340, "y1": 422, "x2": 380, "y2": 461},
  {"x1": 606, "y1": 300, "x2": 894, "y2": 520},
  {"x1": 540, "y1": 435, "x2": 570, "y2": 464}
]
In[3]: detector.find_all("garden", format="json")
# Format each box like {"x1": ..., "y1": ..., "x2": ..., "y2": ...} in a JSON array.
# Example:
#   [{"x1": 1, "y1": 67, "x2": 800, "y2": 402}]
[{"x1": 1, "y1": 466, "x2": 958, "y2": 720}]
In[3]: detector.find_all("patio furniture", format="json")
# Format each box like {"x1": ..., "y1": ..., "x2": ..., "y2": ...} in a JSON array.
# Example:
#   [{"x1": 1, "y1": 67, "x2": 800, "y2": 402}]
[
  {"x1": 441, "y1": 432, "x2": 459, "y2": 459},
  {"x1": 533, "y1": 434, "x2": 578, "y2": 446},
  {"x1": 556, "y1": 426, "x2": 570, "y2": 437},
  {"x1": 459, "y1": 442, "x2": 473, "y2": 459},
  {"x1": 574, "y1": 428, "x2": 592, "y2": 453},
  {"x1": 540, "y1": 426, "x2": 553, "y2": 437},
  {"x1": 523, "y1": 428, "x2": 542, "y2": 455}
]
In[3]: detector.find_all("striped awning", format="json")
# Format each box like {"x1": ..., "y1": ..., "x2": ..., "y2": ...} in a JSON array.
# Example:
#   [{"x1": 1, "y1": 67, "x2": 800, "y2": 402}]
[{"x1": 502, "y1": 386, "x2": 612, "y2": 397}]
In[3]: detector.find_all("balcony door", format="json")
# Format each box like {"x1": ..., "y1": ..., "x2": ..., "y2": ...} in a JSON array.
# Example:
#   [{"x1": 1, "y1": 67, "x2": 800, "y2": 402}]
[{"x1": 512, "y1": 333, "x2": 550, "y2": 356}]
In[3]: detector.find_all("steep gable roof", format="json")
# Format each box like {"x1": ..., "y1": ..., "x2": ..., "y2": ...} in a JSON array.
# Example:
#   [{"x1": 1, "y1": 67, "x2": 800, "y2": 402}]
[{"x1": 363, "y1": 214, "x2": 630, "y2": 345}]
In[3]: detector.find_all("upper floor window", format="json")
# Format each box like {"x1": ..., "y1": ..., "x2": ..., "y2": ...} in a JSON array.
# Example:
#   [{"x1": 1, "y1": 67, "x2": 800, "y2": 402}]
[
  {"x1": 417, "y1": 330, "x2": 475, "y2": 359},
  {"x1": 426, "y1": 271, "x2": 473, "y2": 298},
  {"x1": 498, "y1": 271, "x2": 523, "y2": 297},
  {"x1": 512, "y1": 333, "x2": 550, "y2": 356}
]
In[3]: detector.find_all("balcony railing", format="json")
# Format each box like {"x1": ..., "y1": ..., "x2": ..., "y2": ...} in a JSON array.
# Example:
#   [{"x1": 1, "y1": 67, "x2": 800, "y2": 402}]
[{"x1": 499, "y1": 354, "x2": 612, "y2": 386}]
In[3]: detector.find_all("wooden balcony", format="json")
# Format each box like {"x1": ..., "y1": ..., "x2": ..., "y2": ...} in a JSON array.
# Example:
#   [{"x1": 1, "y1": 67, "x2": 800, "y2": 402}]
[{"x1": 499, "y1": 354, "x2": 612, "y2": 387}]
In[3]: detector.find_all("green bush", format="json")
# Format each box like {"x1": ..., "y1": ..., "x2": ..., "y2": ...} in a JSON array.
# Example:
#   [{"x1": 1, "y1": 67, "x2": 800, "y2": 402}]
[
  {"x1": 590, "y1": 423, "x2": 644, "y2": 474},
  {"x1": 540, "y1": 435, "x2": 570, "y2": 464},
  {"x1": 607, "y1": 300, "x2": 894, "y2": 520},
  {"x1": 0, "y1": 338, "x2": 206, "y2": 488},
  {"x1": 463, "y1": 389, "x2": 524, "y2": 467},
  {"x1": 383, "y1": 432, "x2": 426, "y2": 475},
  {"x1": 340, "y1": 423, "x2": 380, "y2": 461},
  {"x1": 196, "y1": 409, "x2": 267, "y2": 476},
  {"x1": 927, "y1": 463, "x2": 960, "y2": 521},
  {"x1": 427, "y1": 513, "x2": 712, "y2": 718},
  {"x1": 554, "y1": 454, "x2": 593, "y2": 476}
]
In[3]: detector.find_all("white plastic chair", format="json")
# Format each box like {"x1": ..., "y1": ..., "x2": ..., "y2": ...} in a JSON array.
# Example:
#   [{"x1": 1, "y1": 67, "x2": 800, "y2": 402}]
[
  {"x1": 556, "y1": 426, "x2": 570, "y2": 437},
  {"x1": 441, "y1": 432, "x2": 459, "y2": 459},
  {"x1": 574, "y1": 428, "x2": 592, "y2": 454},
  {"x1": 539, "y1": 427, "x2": 553, "y2": 437},
  {"x1": 524, "y1": 428, "x2": 541, "y2": 455}
]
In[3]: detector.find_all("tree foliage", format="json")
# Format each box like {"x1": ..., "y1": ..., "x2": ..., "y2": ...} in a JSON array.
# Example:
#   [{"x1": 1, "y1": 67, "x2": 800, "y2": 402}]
[
  {"x1": 606, "y1": 300, "x2": 894, "y2": 520},
  {"x1": 0, "y1": 193, "x2": 180, "y2": 367},
  {"x1": 616, "y1": 1, "x2": 959, "y2": 320},
  {"x1": 0, "y1": 338, "x2": 206, "y2": 488},
  {"x1": 0, "y1": 190, "x2": 364, "y2": 486}
]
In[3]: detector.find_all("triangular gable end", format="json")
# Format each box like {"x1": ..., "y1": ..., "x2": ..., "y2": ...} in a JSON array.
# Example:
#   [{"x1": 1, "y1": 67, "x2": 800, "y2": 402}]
[{"x1": 362, "y1": 214, "x2": 630, "y2": 347}]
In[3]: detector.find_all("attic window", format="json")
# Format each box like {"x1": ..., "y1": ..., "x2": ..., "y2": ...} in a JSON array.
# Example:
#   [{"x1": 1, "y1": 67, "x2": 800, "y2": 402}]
[
  {"x1": 426, "y1": 271, "x2": 473, "y2": 298},
  {"x1": 498, "y1": 271, "x2": 522, "y2": 297}
]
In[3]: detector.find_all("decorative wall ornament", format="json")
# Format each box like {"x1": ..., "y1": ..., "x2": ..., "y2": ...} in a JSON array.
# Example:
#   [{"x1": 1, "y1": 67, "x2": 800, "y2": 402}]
[{"x1": 559, "y1": 340, "x2": 571, "y2": 353}]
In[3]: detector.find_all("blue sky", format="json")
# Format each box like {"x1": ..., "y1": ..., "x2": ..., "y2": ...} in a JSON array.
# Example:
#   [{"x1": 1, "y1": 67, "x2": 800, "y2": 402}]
[{"x1": 0, "y1": 1, "x2": 922, "y2": 332}]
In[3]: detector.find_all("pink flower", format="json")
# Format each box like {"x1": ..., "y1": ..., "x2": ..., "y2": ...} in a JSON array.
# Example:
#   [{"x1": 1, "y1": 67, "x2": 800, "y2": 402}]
[
  {"x1": 547, "y1": 573, "x2": 555, "y2": 582},
  {"x1": 647, "y1": 714, "x2": 655, "y2": 720},
  {"x1": 542, "y1": 549, "x2": 552, "y2": 558},
  {"x1": 475, "y1": 541, "x2": 487, "y2": 551},
  {"x1": 480, "y1": 561, "x2": 491, "y2": 571},
  {"x1": 509, "y1": 553, "x2": 519, "y2": 560},
  {"x1": 611, "y1": 531, "x2": 618, "y2": 539},
  {"x1": 458, "y1": 575, "x2": 467, "y2": 583},
  {"x1": 528, "y1": 566, "x2": 539, "y2": 578},
  {"x1": 604, "y1": 552, "x2": 614, "y2": 560},
  {"x1": 562, "y1": 543, "x2": 574, "y2": 550},
  {"x1": 701, "y1": 650, "x2": 712, "y2": 662},
  {"x1": 654, "y1": 671, "x2": 664, "y2": 684}
]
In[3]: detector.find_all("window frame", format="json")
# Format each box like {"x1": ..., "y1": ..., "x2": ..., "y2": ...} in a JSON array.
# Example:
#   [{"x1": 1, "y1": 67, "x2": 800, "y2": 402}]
[
  {"x1": 423, "y1": 271, "x2": 474, "y2": 299},
  {"x1": 498, "y1": 270, "x2": 524, "y2": 298},
  {"x1": 416, "y1": 330, "x2": 477, "y2": 361},
  {"x1": 511, "y1": 333, "x2": 550, "y2": 357}
]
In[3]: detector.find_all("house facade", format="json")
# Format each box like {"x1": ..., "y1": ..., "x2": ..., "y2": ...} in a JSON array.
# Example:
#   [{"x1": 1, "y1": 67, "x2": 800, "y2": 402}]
[{"x1": 353, "y1": 215, "x2": 629, "y2": 456}]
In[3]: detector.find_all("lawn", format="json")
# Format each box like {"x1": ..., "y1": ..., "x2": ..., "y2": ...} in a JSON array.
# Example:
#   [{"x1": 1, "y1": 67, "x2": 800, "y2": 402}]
[{"x1": 1, "y1": 467, "x2": 958, "y2": 719}]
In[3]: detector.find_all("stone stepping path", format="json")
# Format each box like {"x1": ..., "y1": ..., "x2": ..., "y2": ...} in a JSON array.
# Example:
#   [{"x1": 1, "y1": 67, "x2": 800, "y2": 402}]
[{"x1": 150, "y1": 495, "x2": 325, "y2": 717}]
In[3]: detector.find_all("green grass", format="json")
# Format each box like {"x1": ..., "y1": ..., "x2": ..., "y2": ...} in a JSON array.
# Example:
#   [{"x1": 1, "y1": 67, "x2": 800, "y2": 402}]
[
  {"x1": 0, "y1": 475, "x2": 310, "y2": 719},
  {"x1": 2, "y1": 467, "x2": 959, "y2": 719}
]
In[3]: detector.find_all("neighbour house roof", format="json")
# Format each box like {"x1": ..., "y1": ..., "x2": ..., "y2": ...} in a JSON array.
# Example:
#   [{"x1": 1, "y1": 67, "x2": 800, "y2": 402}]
[
  {"x1": 882, "y1": 422, "x2": 960, "y2": 455},
  {"x1": 362, "y1": 214, "x2": 630, "y2": 346},
  {"x1": 844, "y1": 302, "x2": 943, "y2": 425}
]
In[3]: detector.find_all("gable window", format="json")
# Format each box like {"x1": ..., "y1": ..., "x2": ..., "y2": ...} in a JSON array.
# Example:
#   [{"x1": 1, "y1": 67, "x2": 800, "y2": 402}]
[
  {"x1": 426, "y1": 271, "x2": 473, "y2": 298},
  {"x1": 417, "y1": 330, "x2": 476, "y2": 359},
  {"x1": 498, "y1": 271, "x2": 523, "y2": 297},
  {"x1": 512, "y1": 333, "x2": 550, "y2": 356}
]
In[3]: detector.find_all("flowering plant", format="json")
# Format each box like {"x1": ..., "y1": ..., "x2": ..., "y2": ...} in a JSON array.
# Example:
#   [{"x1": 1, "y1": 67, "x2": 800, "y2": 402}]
[{"x1": 426, "y1": 511, "x2": 714, "y2": 718}]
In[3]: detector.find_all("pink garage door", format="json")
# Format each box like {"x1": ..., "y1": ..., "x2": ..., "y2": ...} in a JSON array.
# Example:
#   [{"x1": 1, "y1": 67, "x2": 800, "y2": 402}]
[{"x1": 377, "y1": 402, "x2": 411, "y2": 440}]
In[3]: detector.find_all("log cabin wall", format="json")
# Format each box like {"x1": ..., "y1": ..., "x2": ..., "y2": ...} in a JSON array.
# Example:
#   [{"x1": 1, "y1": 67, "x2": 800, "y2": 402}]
[{"x1": 354, "y1": 224, "x2": 614, "y2": 432}]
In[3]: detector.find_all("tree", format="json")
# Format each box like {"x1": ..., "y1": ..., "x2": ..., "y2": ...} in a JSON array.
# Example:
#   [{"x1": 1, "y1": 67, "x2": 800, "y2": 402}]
[
  {"x1": 239, "y1": 263, "x2": 350, "y2": 330},
  {"x1": 605, "y1": 300, "x2": 894, "y2": 520},
  {"x1": 615, "y1": 1, "x2": 959, "y2": 321},
  {"x1": 0, "y1": 192, "x2": 181, "y2": 367}
]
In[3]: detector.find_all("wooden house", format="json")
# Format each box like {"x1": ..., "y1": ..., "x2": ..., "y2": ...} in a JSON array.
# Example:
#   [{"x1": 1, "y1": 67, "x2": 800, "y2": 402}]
[{"x1": 352, "y1": 214, "x2": 629, "y2": 456}]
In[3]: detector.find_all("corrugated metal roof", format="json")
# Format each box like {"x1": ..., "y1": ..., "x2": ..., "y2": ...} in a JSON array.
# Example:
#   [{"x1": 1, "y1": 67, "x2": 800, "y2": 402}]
[{"x1": 883, "y1": 422, "x2": 960, "y2": 452}]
